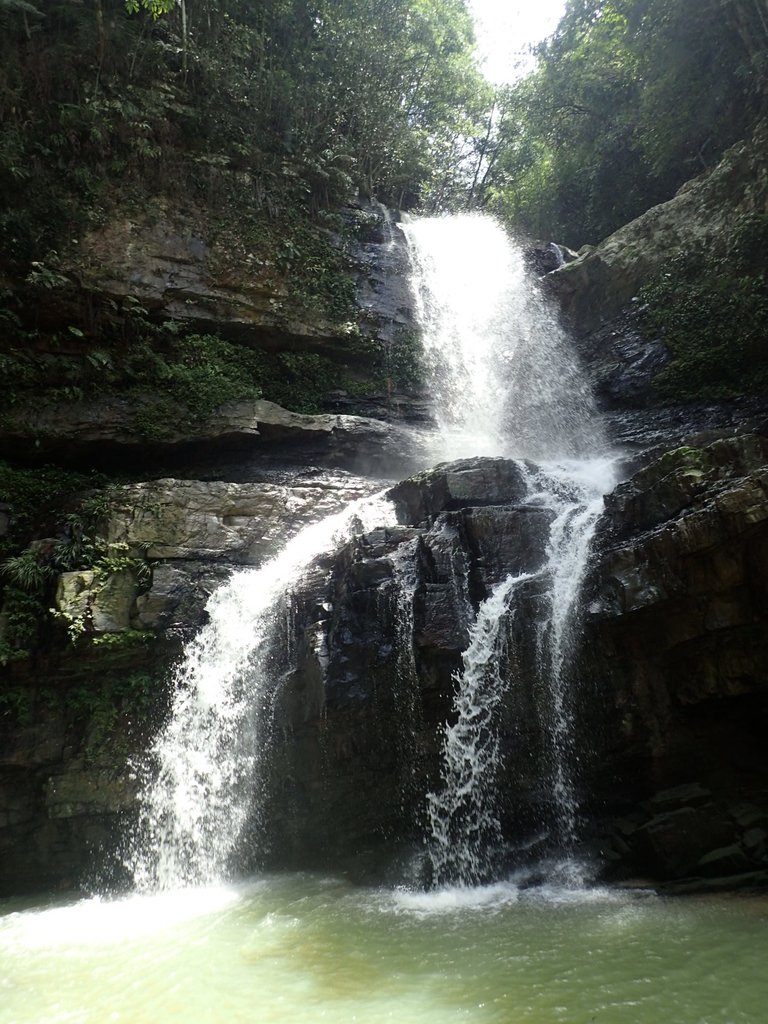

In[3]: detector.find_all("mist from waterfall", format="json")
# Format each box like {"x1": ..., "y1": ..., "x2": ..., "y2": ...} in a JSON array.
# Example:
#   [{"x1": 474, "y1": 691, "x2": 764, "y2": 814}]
[{"x1": 403, "y1": 214, "x2": 616, "y2": 886}]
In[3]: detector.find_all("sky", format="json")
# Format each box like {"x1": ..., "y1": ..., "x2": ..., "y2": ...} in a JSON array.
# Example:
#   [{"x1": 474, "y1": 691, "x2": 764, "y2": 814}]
[{"x1": 467, "y1": 0, "x2": 568, "y2": 83}]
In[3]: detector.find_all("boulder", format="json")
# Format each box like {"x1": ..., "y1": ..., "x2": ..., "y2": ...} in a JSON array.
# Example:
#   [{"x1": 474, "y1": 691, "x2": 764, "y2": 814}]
[
  {"x1": 132, "y1": 561, "x2": 231, "y2": 632},
  {"x1": 266, "y1": 457, "x2": 563, "y2": 869},
  {"x1": 388, "y1": 457, "x2": 532, "y2": 526},
  {"x1": 55, "y1": 569, "x2": 138, "y2": 634}
]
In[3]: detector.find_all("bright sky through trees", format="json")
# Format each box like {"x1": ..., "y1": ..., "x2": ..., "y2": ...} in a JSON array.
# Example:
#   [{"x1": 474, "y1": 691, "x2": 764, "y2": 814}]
[{"x1": 468, "y1": 0, "x2": 567, "y2": 82}]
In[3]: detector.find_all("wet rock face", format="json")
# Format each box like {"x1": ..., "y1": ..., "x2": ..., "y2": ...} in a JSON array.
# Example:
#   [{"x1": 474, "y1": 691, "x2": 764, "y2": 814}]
[
  {"x1": 573, "y1": 310, "x2": 671, "y2": 410},
  {"x1": 580, "y1": 434, "x2": 768, "y2": 886},
  {"x1": 0, "y1": 641, "x2": 177, "y2": 896},
  {"x1": 266, "y1": 457, "x2": 557, "y2": 869},
  {"x1": 266, "y1": 440, "x2": 768, "y2": 890}
]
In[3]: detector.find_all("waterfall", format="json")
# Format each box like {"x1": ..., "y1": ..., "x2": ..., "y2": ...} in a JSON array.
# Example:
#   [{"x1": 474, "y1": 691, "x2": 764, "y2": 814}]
[
  {"x1": 403, "y1": 214, "x2": 616, "y2": 886},
  {"x1": 400, "y1": 214, "x2": 601, "y2": 463},
  {"x1": 127, "y1": 492, "x2": 396, "y2": 890},
  {"x1": 524, "y1": 459, "x2": 616, "y2": 878},
  {"x1": 426, "y1": 572, "x2": 533, "y2": 886},
  {"x1": 127, "y1": 211, "x2": 613, "y2": 895}
]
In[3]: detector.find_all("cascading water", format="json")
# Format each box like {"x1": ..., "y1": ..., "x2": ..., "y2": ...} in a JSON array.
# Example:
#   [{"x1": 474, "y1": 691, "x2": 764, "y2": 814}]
[
  {"x1": 127, "y1": 492, "x2": 396, "y2": 890},
  {"x1": 524, "y1": 458, "x2": 617, "y2": 871},
  {"x1": 401, "y1": 214, "x2": 601, "y2": 463},
  {"x1": 426, "y1": 572, "x2": 533, "y2": 886},
  {"x1": 402, "y1": 214, "x2": 617, "y2": 885}
]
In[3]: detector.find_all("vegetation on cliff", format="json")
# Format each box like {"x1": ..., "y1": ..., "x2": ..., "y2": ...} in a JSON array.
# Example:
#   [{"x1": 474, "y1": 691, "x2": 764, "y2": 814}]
[
  {"x1": 0, "y1": 0, "x2": 489, "y2": 268},
  {"x1": 641, "y1": 212, "x2": 768, "y2": 403},
  {"x1": 480, "y1": 0, "x2": 768, "y2": 245}
]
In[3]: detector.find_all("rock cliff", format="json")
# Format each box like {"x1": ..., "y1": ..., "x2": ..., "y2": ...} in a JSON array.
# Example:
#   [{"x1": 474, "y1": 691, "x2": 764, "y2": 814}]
[
  {"x1": 546, "y1": 124, "x2": 768, "y2": 413},
  {"x1": 265, "y1": 439, "x2": 768, "y2": 890}
]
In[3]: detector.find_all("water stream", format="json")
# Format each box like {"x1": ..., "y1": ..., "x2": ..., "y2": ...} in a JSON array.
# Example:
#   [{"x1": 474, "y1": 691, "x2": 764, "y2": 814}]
[{"x1": 126, "y1": 491, "x2": 397, "y2": 890}]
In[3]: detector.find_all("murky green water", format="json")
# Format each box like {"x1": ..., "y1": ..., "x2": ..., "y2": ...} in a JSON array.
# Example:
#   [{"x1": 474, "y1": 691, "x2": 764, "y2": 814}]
[{"x1": 1, "y1": 874, "x2": 766, "y2": 1023}]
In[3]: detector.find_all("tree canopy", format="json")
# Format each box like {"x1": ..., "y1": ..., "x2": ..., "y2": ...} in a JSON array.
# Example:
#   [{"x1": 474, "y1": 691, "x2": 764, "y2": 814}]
[
  {"x1": 1, "y1": 0, "x2": 767, "y2": 261},
  {"x1": 480, "y1": 0, "x2": 768, "y2": 245},
  {"x1": 0, "y1": 0, "x2": 492, "y2": 266}
]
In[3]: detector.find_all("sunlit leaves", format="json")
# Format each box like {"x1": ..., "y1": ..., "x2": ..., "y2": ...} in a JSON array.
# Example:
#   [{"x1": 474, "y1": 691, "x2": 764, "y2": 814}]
[{"x1": 124, "y1": 0, "x2": 175, "y2": 18}]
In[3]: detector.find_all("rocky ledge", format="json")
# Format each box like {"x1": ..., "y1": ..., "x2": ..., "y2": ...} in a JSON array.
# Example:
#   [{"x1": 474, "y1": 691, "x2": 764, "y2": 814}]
[{"x1": 0, "y1": 397, "x2": 428, "y2": 478}]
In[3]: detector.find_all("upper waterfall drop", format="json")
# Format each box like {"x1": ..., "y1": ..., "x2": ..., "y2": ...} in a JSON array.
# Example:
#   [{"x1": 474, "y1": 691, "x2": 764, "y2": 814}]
[{"x1": 400, "y1": 213, "x2": 604, "y2": 463}]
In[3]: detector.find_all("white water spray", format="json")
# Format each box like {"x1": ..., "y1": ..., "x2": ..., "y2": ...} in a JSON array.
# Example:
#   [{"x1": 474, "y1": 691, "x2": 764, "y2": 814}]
[{"x1": 128, "y1": 492, "x2": 396, "y2": 890}]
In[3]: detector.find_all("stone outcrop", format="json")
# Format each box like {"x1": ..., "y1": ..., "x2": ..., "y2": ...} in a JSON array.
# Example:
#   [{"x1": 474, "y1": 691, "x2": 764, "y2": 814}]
[
  {"x1": 0, "y1": 397, "x2": 428, "y2": 477},
  {"x1": 545, "y1": 125, "x2": 768, "y2": 411},
  {"x1": 4, "y1": 433, "x2": 768, "y2": 894},
  {"x1": 68, "y1": 198, "x2": 417, "y2": 351},
  {"x1": 0, "y1": 640, "x2": 174, "y2": 895},
  {"x1": 548, "y1": 127, "x2": 768, "y2": 336},
  {"x1": 580, "y1": 434, "x2": 768, "y2": 886},
  {"x1": 53, "y1": 471, "x2": 380, "y2": 637},
  {"x1": 106, "y1": 474, "x2": 376, "y2": 563},
  {"x1": 56, "y1": 569, "x2": 138, "y2": 634},
  {"x1": 266, "y1": 458, "x2": 561, "y2": 871}
]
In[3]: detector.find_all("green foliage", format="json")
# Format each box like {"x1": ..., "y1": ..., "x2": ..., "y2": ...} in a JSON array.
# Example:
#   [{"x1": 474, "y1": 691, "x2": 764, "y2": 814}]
[
  {"x1": 640, "y1": 214, "x2": 768, "y2": 402},
  {"x1": 125, "y1": 0, "x2": 175, "y2": 17},
  {"x1": 92, "y1": 546, "x2": 150, "y2": 588},
  {"x1": 128, "y1": 333, "x2": 266, "y2": 436},
  {"x1": 1, "y1": 550, "x2": 53, "y2": 593},
  {"x1": 0, "y1": 684, "x2": 33, "y2": 723},
  {"x1": 91, "y1": 629, "x2": 154, "y2": 649},
  {"x1": 0, "y1": 0, "x2": 490, "y2": 272},
  {"x1": 64, "y1": 667, "x2": 158, "y2": 751},
  {"x1": 482, "y1": 0, "x2": 768, "y2": 244},
  {"x1": 0, "y1": 463, "x2": 122, "y2": 660},
  {"x1": 0, "y1": 585, "x2": 47, "y2": 663},
  {"x1": 0, "y1": 462, "x2": 108, "y2": 557}
]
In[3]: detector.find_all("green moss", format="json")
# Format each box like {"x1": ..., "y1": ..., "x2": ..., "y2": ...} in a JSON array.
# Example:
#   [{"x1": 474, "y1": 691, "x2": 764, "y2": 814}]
[
  {"x1": 91, "y1": 630, "x2": 154, "y2": 649},
  {"x1": 641, "y1": 213, "x2": 768, "y2": 403}
]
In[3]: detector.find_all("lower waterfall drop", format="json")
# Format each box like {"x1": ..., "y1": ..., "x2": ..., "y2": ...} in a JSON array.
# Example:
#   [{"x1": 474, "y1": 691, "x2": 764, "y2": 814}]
[
  {"x1": 127, "y1": 492, "x2": 396, "y2": 891},
  {"x1": 426, "y1": 572, "x2": 534, "y2": 887}
]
